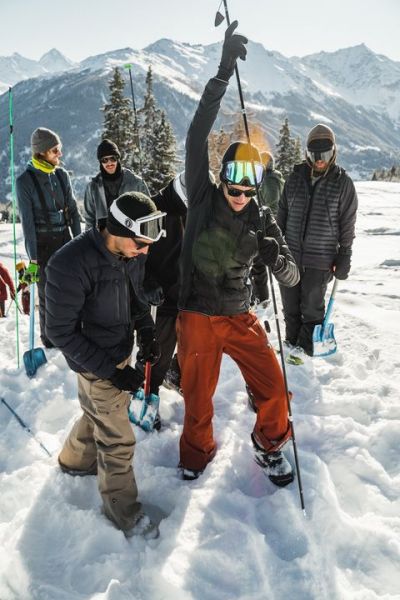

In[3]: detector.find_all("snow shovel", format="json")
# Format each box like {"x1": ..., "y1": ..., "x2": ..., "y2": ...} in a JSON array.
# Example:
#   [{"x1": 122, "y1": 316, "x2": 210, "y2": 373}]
[
  {"x1": 128, "y1": 306, "x2": 160, "y2": 431},
  {"x1": 23, "y1": 284, "x2": 47, "y2": 378},
  {"x1": 313, "y1": 279, "x2": 338, "y2": 357}
]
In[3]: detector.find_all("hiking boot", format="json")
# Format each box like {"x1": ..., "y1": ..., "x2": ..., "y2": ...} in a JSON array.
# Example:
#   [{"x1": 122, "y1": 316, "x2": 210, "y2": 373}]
[
  {"x1": 58, "y1": 460, "x2": 97, "y2": 477},
  {"x1": 124, "y1": 511, "x2": 159, "y2": 540},
  {"x1": 163, "y1": 355, "x2": 182, "y2": 395},
  {"x1": 178, "y1": 463, "x2": 203, "y2": 481},
  {"x1": 251, "y1": 433, "x2": 294, "y2": 487},
  {"x1": 153, "y1": 412, "x2": 162, "y2": 431}
]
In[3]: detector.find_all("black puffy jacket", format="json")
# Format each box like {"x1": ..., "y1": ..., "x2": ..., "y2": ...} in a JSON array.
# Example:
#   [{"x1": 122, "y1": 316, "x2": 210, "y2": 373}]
[
  {"x1": 277, "y1": 162, "x2": 358, "y2": 270},
  {"x1": 45, "y1": 228, "x2": 150, "y2": 378}
]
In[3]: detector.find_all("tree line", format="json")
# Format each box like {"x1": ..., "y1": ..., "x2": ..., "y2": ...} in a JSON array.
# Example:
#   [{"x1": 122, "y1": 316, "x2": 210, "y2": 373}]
[{"x1": 102, "y1": 66, "x2": 305, "y2": 194}]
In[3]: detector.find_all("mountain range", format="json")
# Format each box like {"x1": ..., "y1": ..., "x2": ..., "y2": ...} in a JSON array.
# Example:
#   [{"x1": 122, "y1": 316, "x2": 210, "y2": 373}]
[{"x1": 0, "y1": 41, "x2": 399, "y2": 203}]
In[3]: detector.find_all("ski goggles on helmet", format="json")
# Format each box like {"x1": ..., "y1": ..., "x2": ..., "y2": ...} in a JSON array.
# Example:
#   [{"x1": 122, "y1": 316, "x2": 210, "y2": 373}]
[
  {"x1": 306, "y1": 147, "x2": 335, "y2": 163},
  {"x1": 221, "y1": 161, "x2": 264, "y2": 186},
  {"x1": 109, "y1": 201, "x2": 167, "y2": 242}
]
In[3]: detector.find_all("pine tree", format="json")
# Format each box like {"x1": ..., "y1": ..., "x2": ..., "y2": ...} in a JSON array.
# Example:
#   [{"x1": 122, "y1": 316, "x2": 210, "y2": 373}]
[
  {"x1": 140, "y1": 67, "x2": 162, "y2": 193},
  {"x1": 153, "y1": 111, "x2": 177, "y2": 190},
  {"x1": 102, "y1": 67, "x2": 136, "y2": 168},
  {"x1": 293, "y1": 137, "x2": 303, "y2": 165},
  {"x1": 275, "y1": 117, "x2": 296, "y2": 179},
  {"x1": 209, "y1": 127, "x2": 231, "y2": 181}
]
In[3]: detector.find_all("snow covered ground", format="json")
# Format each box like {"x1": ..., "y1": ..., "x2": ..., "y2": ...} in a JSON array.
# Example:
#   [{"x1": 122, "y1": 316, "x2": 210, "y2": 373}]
[{"x1": 0, "y1": 182, "x2": 399, "y2": 600}]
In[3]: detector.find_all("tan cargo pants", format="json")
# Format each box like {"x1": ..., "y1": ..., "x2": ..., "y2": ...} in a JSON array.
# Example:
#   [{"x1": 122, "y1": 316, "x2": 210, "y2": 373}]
[{"x1": 58, "y1": 358, "x2": 142, "y2": 531}]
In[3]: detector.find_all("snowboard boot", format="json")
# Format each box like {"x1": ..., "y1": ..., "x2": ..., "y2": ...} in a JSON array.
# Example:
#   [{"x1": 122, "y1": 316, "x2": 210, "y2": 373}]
[
  {"x1": 178, "y1": 463, "x2": 203, "y2": 481},
  {"x1": 251, "y1": 433, "x2": 294, "y2": 487},
  {"x1": 124, "y1": 510, "x2": 159, "y2": 540},
  {"x1": 163, "y1": 354, "x2": 182, "y2": 395}
]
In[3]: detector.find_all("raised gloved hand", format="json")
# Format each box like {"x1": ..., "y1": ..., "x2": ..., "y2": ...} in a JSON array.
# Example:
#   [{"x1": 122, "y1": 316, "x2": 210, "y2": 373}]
[
  {"x1": 333, "y1": 249, "x2": 351, "y2": 280},
  {"x1": 136, "y1": 327, "x2": 161, "y2": 366},
  {"x1": 109, "y1": 365, "x2": 144, "y2": 393},
  {"x1": 217, "y1": 20, "x2": 248, "y2": 81},
  {"x1": 21, "y1": 262, "x2": 40, "y2": 285},
  {"x1": 257, "y1": 232, "x2": 280, "y2": 268}
]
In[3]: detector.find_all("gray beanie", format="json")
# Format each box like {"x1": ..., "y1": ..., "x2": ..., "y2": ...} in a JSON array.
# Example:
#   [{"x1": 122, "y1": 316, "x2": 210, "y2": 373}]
[
  {"x1": 307, "y1": 124, "x2": 335, "y2": 150},
  {"x1": 31, "y1": 127, "x2": 61, "y2": 155}
]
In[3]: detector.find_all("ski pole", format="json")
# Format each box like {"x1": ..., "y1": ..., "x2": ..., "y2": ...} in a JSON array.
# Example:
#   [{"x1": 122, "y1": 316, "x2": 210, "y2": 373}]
[
  {"x1": 124, "y1": 64, "x2": 144, "y2": 176},
  {"x1": 9, "y1": 87, "x2": 20, "y2": 367},
  {"x1": 215, "y1": 2, "x2": 306, "y2": 514},
  {"x1": 0, "y1": 397, "x2": 52, "y2": 457},
  {"x1": 5, "y1": 296, "x2": 23, "y2": 317}
]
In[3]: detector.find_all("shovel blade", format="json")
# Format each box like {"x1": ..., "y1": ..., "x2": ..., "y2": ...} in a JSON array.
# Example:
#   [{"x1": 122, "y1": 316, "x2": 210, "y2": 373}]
[
  {"x1": 313, "y1": 323, "x2": 337, "y2": 357},
  {"x1": 128, "y1": 390, "x2": 160, "y2": 432},
  {"x1": 23, "y1": 347, "x2": 47, "y2": 378}
]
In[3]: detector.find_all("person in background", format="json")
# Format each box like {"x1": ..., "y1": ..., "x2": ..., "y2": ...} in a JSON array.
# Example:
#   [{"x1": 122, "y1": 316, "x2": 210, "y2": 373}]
[
  {"x1": 16, "y1": 127, "x2": 81, "y2": 346},
  {"x1": 277, "y1": 123, "x2": 358, "y2": 356},
  {"x1": 0, "y1": 261, "x2": 16, "y2": 317},
  {"x1": 45, "y1": 192, "x2": 165, "y2": 539},
  {"x1": 84, "y1": 139, "x2": 149, "y2": 230},
  {"x1": 249, "y1": 150, "x2": 286, "y2": 308}
]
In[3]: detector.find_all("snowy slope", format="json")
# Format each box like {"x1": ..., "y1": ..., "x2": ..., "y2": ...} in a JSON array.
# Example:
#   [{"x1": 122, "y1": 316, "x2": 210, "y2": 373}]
[{"x1": 0, "y1": 183, "x2": 400, "y2": 600}]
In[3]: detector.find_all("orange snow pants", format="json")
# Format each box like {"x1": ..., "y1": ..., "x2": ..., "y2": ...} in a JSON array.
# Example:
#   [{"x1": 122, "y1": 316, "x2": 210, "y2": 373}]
[{"x1": 177, "y1": 311, "x2": 291, "y2": 471}]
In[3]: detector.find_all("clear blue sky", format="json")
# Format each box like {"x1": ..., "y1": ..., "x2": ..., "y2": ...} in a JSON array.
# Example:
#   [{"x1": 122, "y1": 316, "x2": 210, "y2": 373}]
[{"x1": 0, "y1": 0, "x2": 399, "y2": 62}]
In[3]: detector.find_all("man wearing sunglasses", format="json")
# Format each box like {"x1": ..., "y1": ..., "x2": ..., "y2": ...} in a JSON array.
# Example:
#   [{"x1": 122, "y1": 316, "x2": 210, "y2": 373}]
[
  {"x1": 45, "y1": 192, "x2": 166, "y2": 538},
  {"x1": 16, "y1": 127, "x2": 81, "y2": 347},
  {"x1": 177, "y1": 21, "x2": 299, "y2": 486},
  {"x1": 277, "y1": 124, "x2": 358, "y2": 356},
  {"x1": 84, "y1": 139, "x2": 149, "y2": 230}
]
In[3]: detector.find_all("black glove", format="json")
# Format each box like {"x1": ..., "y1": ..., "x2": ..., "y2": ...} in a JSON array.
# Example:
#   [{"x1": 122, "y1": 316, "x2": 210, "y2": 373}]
[
  {"x1": 217, "y1": 20, "x2": 248, "y2": 81},
  {"x1": 136, "y1": 327, "x2": 161, "y2": 366},
  {"x1": 143, "y1": 279, "x2": 165, "y2": 307},
  {"x1": 109, "y1": 365, "x2": 144, "y2": 393},
  {"x1": 333, "y1": 250, "x2": 351, "y2": 280},
  {"x1": 257, "y1": 232, "x2": 280, "y2": 268}
]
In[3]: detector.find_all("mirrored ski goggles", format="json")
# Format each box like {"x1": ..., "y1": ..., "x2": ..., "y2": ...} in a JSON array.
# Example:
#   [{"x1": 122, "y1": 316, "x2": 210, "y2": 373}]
[
  {"x1": 110, "y1": 201, "x2": 167, "y2": 242},
  {"x1": 221, "y1": 161, "x2": 264, "y2": 186},
  {"x1": 306, "y1": 147, "x2": 334, "y2": 163}
]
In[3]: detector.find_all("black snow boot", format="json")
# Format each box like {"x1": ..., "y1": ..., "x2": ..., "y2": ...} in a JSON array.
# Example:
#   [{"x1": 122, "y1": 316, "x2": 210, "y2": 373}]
[{"x1": 251, "y1": 433, "x2": 294, "y2": 487}]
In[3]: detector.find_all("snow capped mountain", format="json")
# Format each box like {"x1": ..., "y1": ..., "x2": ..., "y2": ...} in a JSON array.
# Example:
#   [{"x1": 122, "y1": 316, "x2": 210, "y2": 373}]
[
  {"x1": 38, "y1": 48, "x2": 76, "y2": 73},
  {"x1": 0, "y1": 39, "x2": 399, "y2": 203},
  {"x1": 0, "y1": 49, "x2": 75, "y2": 88},
  {"x1": 296, "y1": 44, "x2": 400, "y2": 120}
]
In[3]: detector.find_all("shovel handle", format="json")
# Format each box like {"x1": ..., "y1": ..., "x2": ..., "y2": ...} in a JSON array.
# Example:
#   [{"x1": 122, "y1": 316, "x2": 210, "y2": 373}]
[
  {"x1": 144, "y1": 361, "x2": 152, "y2": 397},
  {"x1": 322, "y1": 279, "x2": 339, "y2": 331}
]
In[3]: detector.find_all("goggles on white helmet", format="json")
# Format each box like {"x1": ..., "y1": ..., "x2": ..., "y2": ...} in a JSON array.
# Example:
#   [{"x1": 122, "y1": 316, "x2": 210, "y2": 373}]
[{"x1": 109, "y1": 201, "x2": 166, "y2": 242}]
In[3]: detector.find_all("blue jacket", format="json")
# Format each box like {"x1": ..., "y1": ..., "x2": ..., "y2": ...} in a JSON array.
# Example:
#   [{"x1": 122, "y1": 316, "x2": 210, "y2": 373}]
[
  {"x1": 45, "y1": 228, "x2": 150, "y2": 378},
  {"x1": 16, "y1": 163, "x2": 81, "y2": 260}
]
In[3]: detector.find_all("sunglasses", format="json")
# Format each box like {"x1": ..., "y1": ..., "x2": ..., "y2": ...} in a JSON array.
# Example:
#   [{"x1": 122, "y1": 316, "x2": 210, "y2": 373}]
[
  {"x1": 133, "y1": 238, "x2": 152, "y2": 249},
  {"x1": 101, "y1": 156, "x2": 118, "y2": 165},
  {"x1": 226, "y1": 185, "x2": 256, "y2": 198},
  {"x1": 222, "y1": 161, "x2": 264, "y2": 186}
]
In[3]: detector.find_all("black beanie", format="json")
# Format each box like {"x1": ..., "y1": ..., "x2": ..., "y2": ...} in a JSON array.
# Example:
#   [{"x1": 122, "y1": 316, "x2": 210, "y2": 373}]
[
  {"x1": 222, "y1": 141, "x2": 261, "y2": 164},
  {"x1": 97, "y1": 139, "x2": 121, "y2": 161},
  {"x1": 106, "y1": 192, "x2": 158, "y2": 238}
]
